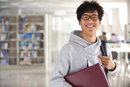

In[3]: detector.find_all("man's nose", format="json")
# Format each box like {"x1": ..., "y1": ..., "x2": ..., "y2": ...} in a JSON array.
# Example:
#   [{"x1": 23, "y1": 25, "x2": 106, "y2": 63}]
[{"x1": 87, "y1": 17, "x2": 94, "y2": 23}]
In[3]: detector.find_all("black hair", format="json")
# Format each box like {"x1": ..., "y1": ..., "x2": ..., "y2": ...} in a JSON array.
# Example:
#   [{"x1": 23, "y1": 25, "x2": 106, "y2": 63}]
[
  {"x1": 76, "y1": 0, "x2": 104, "y2": 21},
  {"x1": 102, "y1": 32, "x2": 106, "y2": 35}
]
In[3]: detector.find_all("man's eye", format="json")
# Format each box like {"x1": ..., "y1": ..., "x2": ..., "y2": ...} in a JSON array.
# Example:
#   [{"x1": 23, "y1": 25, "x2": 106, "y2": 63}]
[
  {"x1": 92, "y1": 17, "x2": 96, "y2": 18},
  {"x1": 92, "y1": 16, "x2": 97, "y2": 19},
  {"x1": 84, "y1": 17, "x2": 89, "y2": 19}
]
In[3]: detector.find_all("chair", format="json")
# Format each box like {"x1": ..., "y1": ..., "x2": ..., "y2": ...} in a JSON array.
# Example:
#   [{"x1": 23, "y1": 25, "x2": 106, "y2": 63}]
[
  {"x1": 125, "y1": 53, "x2": 130, "y2": 77},
  {"x1": 111, "y1": 51, "x2": 120, "y2": 64},
  {"x1": 111, "y1": 51, "x2": 120, "y2": 76}
]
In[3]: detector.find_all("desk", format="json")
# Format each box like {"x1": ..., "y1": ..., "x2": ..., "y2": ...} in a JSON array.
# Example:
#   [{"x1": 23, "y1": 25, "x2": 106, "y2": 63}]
[
  {"x1": 111, "y1": 48, "x2": 130, "y2": 52},
  {"x1": 110, "y1": 48, "x2": 130, "y2": 75}
]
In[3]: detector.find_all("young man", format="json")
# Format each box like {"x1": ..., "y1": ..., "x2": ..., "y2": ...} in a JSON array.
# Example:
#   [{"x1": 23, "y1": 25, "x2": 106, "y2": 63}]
[{"x1": 50, "y1": 1, "x2": 119, "y2": 87}]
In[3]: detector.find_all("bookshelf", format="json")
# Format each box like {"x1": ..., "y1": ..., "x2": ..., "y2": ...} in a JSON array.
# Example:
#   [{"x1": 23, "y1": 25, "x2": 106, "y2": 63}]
[
  {"x1": 18, "y1": 15, "x2": 44, "y2": 65},
  {"x1": 0, "y1": 15, "x2": 45, "y2": 66},
  {"x1": 0, "y1": 16, "x2": 18, "y2": 65}
]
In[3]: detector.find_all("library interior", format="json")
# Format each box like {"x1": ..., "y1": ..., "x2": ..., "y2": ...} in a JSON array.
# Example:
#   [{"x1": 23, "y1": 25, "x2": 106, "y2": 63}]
[{"x1": 0, "y1": 0, "x2": 130, "y2": 87}]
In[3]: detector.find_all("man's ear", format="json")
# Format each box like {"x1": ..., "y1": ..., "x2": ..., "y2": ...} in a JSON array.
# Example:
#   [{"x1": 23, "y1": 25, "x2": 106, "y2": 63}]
[
  {"x1": 78, "y1": 20, "x2": 81, "y2": 26},
  {"x1": 99, "y1": 20, "x2": 102, "y2": 25}
]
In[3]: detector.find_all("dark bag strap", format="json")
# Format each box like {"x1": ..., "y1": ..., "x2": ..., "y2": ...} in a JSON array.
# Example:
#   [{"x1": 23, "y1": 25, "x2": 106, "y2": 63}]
[{"x1": 100, "y1": 41, "x2": 108, "y2": 76}]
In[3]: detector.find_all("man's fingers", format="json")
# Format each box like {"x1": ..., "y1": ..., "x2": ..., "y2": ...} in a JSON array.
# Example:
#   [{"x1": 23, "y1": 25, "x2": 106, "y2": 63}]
[
  {"x1": 98, "y1": 55, "x2": 109, "y2": 61},
  {"x1": 98, "y1": 55, "x2": 107, "y2": 59}
]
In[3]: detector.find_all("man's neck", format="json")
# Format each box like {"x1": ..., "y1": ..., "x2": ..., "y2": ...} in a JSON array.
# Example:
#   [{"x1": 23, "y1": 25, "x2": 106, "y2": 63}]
[{"x1": 81, "y1": 33, "x2": 97, "y2": 44}]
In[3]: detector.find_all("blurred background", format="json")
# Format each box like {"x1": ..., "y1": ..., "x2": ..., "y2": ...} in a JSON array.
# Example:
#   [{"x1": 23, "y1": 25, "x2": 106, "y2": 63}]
[{"x1": 0, "y1": 0, "x2": 130, "y2": 87}]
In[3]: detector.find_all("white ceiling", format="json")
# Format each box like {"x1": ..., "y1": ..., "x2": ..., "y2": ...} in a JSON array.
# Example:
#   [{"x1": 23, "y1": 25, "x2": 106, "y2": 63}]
[{"x1": 0, "y1": 0, "x2": 127, "y2": 16}]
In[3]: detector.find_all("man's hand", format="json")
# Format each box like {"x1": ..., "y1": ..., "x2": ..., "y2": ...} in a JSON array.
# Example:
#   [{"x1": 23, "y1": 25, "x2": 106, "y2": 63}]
[{"x1": 98, "y1": 55, "x2": 116, "y2": 71}]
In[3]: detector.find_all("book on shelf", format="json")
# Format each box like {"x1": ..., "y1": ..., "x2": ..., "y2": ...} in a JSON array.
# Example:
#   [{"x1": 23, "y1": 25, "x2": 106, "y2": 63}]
[
  {"x1": 5, "y1": 25, "x2": 8, "y2": 31},
  {"x1": 28, "y1": 42, "x2": 32, "y2": 49},
  {"x1": 19, "y1": 41, "x2": 41, "y2": 49},
  {"x1": 19, "y1": 31, "x2": 43, "y2": 40},
  {"x1": 0, "y1": 25, "x2": 8, "y2": 32},
  {"x1": 19, "y1": 24, "x2": 44, "y2": 32},
  {"x1": 27, "y1": 51, "x2": 31, "y2": 57},
  {"x1": 0, "y1": 42, "x2": 4, "y2": 48},
  {"x1": 0, "y1": 58, "x2": 9, "y2": 66},
  {"x1": 20, "y1": 50, "x2": 23, "y2": 57},
  {"x1": 0, "y1": 16, "x2": 2, "y2": 24},
  {"x1": 0, "y1": 51, "x2": 4, "y2": 57},
  {"x1": 5, "y1": 50, "x2": 8, "y2": 57},
  {"x1": 19, "y1": 24, "x2": 23, "y2": 32},
  {"x1": 20, "y1": 50, "x2": 30, "y2": 57},
  {"x1": 19, "y1": 33, "x2": 24, "y2": 40},
  {"x1": 1, "y1": 42, "x2": 8, "y2": 49},
  {"x1": 26, "y1": 25, "x2": 30, "y2": 32},
  {"x1": 0, "y1": 50, "x2": 8, "y2": 58},
  {"x1": 31, "y1": 33, "x2": 35, "y2": 39},
  {"x1": 23, "y1": 57, "x2": 31, "y2": 62},
  {"x1": 23, "y1": 50, "x2": 27, "y2": 57},
  {"x1": 24, "y1": 33, "x2": 32, "y2": 40},
  {"x1": 0, "y1": 34, "x2": 6, "y2": 41},
  {"x1": 19, "y1": 50, "x2": 38, "y2": 58},
  {"x1": 32, "y1": 50, "x2": 37, "y2": 58},
  {"x1": 30, "y1": 24, "x2": 36, "y2": 32},
  {"x1": 0, "y1": 17, "x2": 9, "y2": 24}
]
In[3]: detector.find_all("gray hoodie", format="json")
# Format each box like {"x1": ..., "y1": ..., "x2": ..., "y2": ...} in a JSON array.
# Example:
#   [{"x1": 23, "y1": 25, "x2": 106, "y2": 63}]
[{"x1": 50, "y1": 30, "x2": 119, "y2": 87}]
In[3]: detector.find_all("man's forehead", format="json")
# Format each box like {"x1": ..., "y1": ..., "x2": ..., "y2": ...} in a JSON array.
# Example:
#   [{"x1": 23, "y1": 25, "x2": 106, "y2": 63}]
[{"x1": 83, "y1": 10, "x2": 98, "y2": 15}]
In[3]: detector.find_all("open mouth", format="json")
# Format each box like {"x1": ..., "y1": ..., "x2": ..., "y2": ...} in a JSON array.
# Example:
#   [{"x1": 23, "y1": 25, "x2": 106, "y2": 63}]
[{"x1": 86, "y1": 25, "x2": 95, "y2": 28}]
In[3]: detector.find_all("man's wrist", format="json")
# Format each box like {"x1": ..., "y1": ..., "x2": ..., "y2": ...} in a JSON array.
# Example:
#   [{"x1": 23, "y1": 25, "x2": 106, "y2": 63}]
[{"x1": 109, "y1": 62, "x2": 116, "y2": 71}]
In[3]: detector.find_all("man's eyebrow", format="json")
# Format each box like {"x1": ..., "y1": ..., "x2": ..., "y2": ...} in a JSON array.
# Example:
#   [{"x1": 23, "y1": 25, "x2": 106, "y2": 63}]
[{"x1": 82, "y1": 14, "x2": 98, "y2": 16}]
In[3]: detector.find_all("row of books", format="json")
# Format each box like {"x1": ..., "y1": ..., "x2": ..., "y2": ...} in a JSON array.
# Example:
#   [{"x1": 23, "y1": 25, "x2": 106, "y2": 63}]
[
  {"x1": 0, "y1": 58, "x2": 17, "y2": 65},
  {"x1": 0, "y1": 25, "x2": 8, "y2": 32},
  {"x1": 19, "y1": 16, "x2": 43, "y2": 23},
  {"x1": 0, "y1": 33, "x2": 16, "y2": 41},
  {"x1": 0, "y1": 33, "x2": 9, "y2": 41},
  {"x1": 19, "y1": 33, "x2": 43, "y2": 40},
  {"x1": 0, "y1": 58, "x2": 9, "y2": 66},
  {"x1": 19, "y1": 24, "x2": 44, "y2": 32},
  {"x1": 19, "y1": 16, "x2": 27, "y2": 23},
  {"x1": 20, "y1": 57, "x2": 44, "y2": 65},
  {"x1": 19, "y1": 50, "x2": 38, "y2": 58},
  {"x1": 0, "y1": 42, "x2": 8, "y2": 49},
  {"x1": 0, "y1": 50, "x2": 8, "y2": 58},
  {"x1": 19, "y1": 41, "x2": 43, "y2": 49},
  {"x1": 21, "y1": 57, "x2": 31, "y2": 62},
  {"x1": 0, "y1": 17, "x2": 9, "y2": 24}
]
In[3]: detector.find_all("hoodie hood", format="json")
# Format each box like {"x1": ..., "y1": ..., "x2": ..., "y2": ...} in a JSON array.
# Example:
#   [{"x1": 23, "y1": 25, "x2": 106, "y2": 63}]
[{"x1": 69, "y1": 30, "x2": 101, "y2": 56}]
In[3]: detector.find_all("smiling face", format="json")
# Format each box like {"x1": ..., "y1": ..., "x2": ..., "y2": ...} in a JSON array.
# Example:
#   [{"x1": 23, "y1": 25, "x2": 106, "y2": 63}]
[{"x1": 79, "y1": 10, "x2": 101, "y2": 37}]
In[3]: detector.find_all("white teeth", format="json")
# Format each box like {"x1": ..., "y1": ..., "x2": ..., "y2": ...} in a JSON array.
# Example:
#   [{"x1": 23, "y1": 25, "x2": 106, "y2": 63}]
[{"x1": 86, "y1": 25, "x2": 94, "y2": 28}]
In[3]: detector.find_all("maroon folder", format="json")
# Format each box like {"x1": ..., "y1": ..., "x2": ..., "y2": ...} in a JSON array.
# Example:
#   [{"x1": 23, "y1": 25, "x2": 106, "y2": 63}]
[{"x1": 64, "y1": 63, "x2": 111, "y2": 87}]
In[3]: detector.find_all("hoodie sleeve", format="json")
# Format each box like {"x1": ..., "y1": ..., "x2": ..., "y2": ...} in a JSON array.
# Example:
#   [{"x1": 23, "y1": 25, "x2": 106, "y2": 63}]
[
  {"x1": 106, "y1": 44, "x2": 119, "y2": 80},
  {"x1": 49, "y1": 45, "x2": 72, "y2": 87}
]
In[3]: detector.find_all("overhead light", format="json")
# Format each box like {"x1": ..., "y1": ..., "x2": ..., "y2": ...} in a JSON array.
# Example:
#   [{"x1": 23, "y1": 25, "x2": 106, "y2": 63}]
[
  {"x1": 54, "y1": 10, "x2": 66, "y2": 16},
  {"x1": 11, "y1": 3, "x2": 19, "y2": 6},
  {"x1": 23, "y1": 0, "x2": 33, "y2": 1},
  {"x1": 0, "y1": 0, "x2": 8, "y2": 1},
  {"x1": 0, "y1": 6, "x2": 8, "y2": 8}
]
